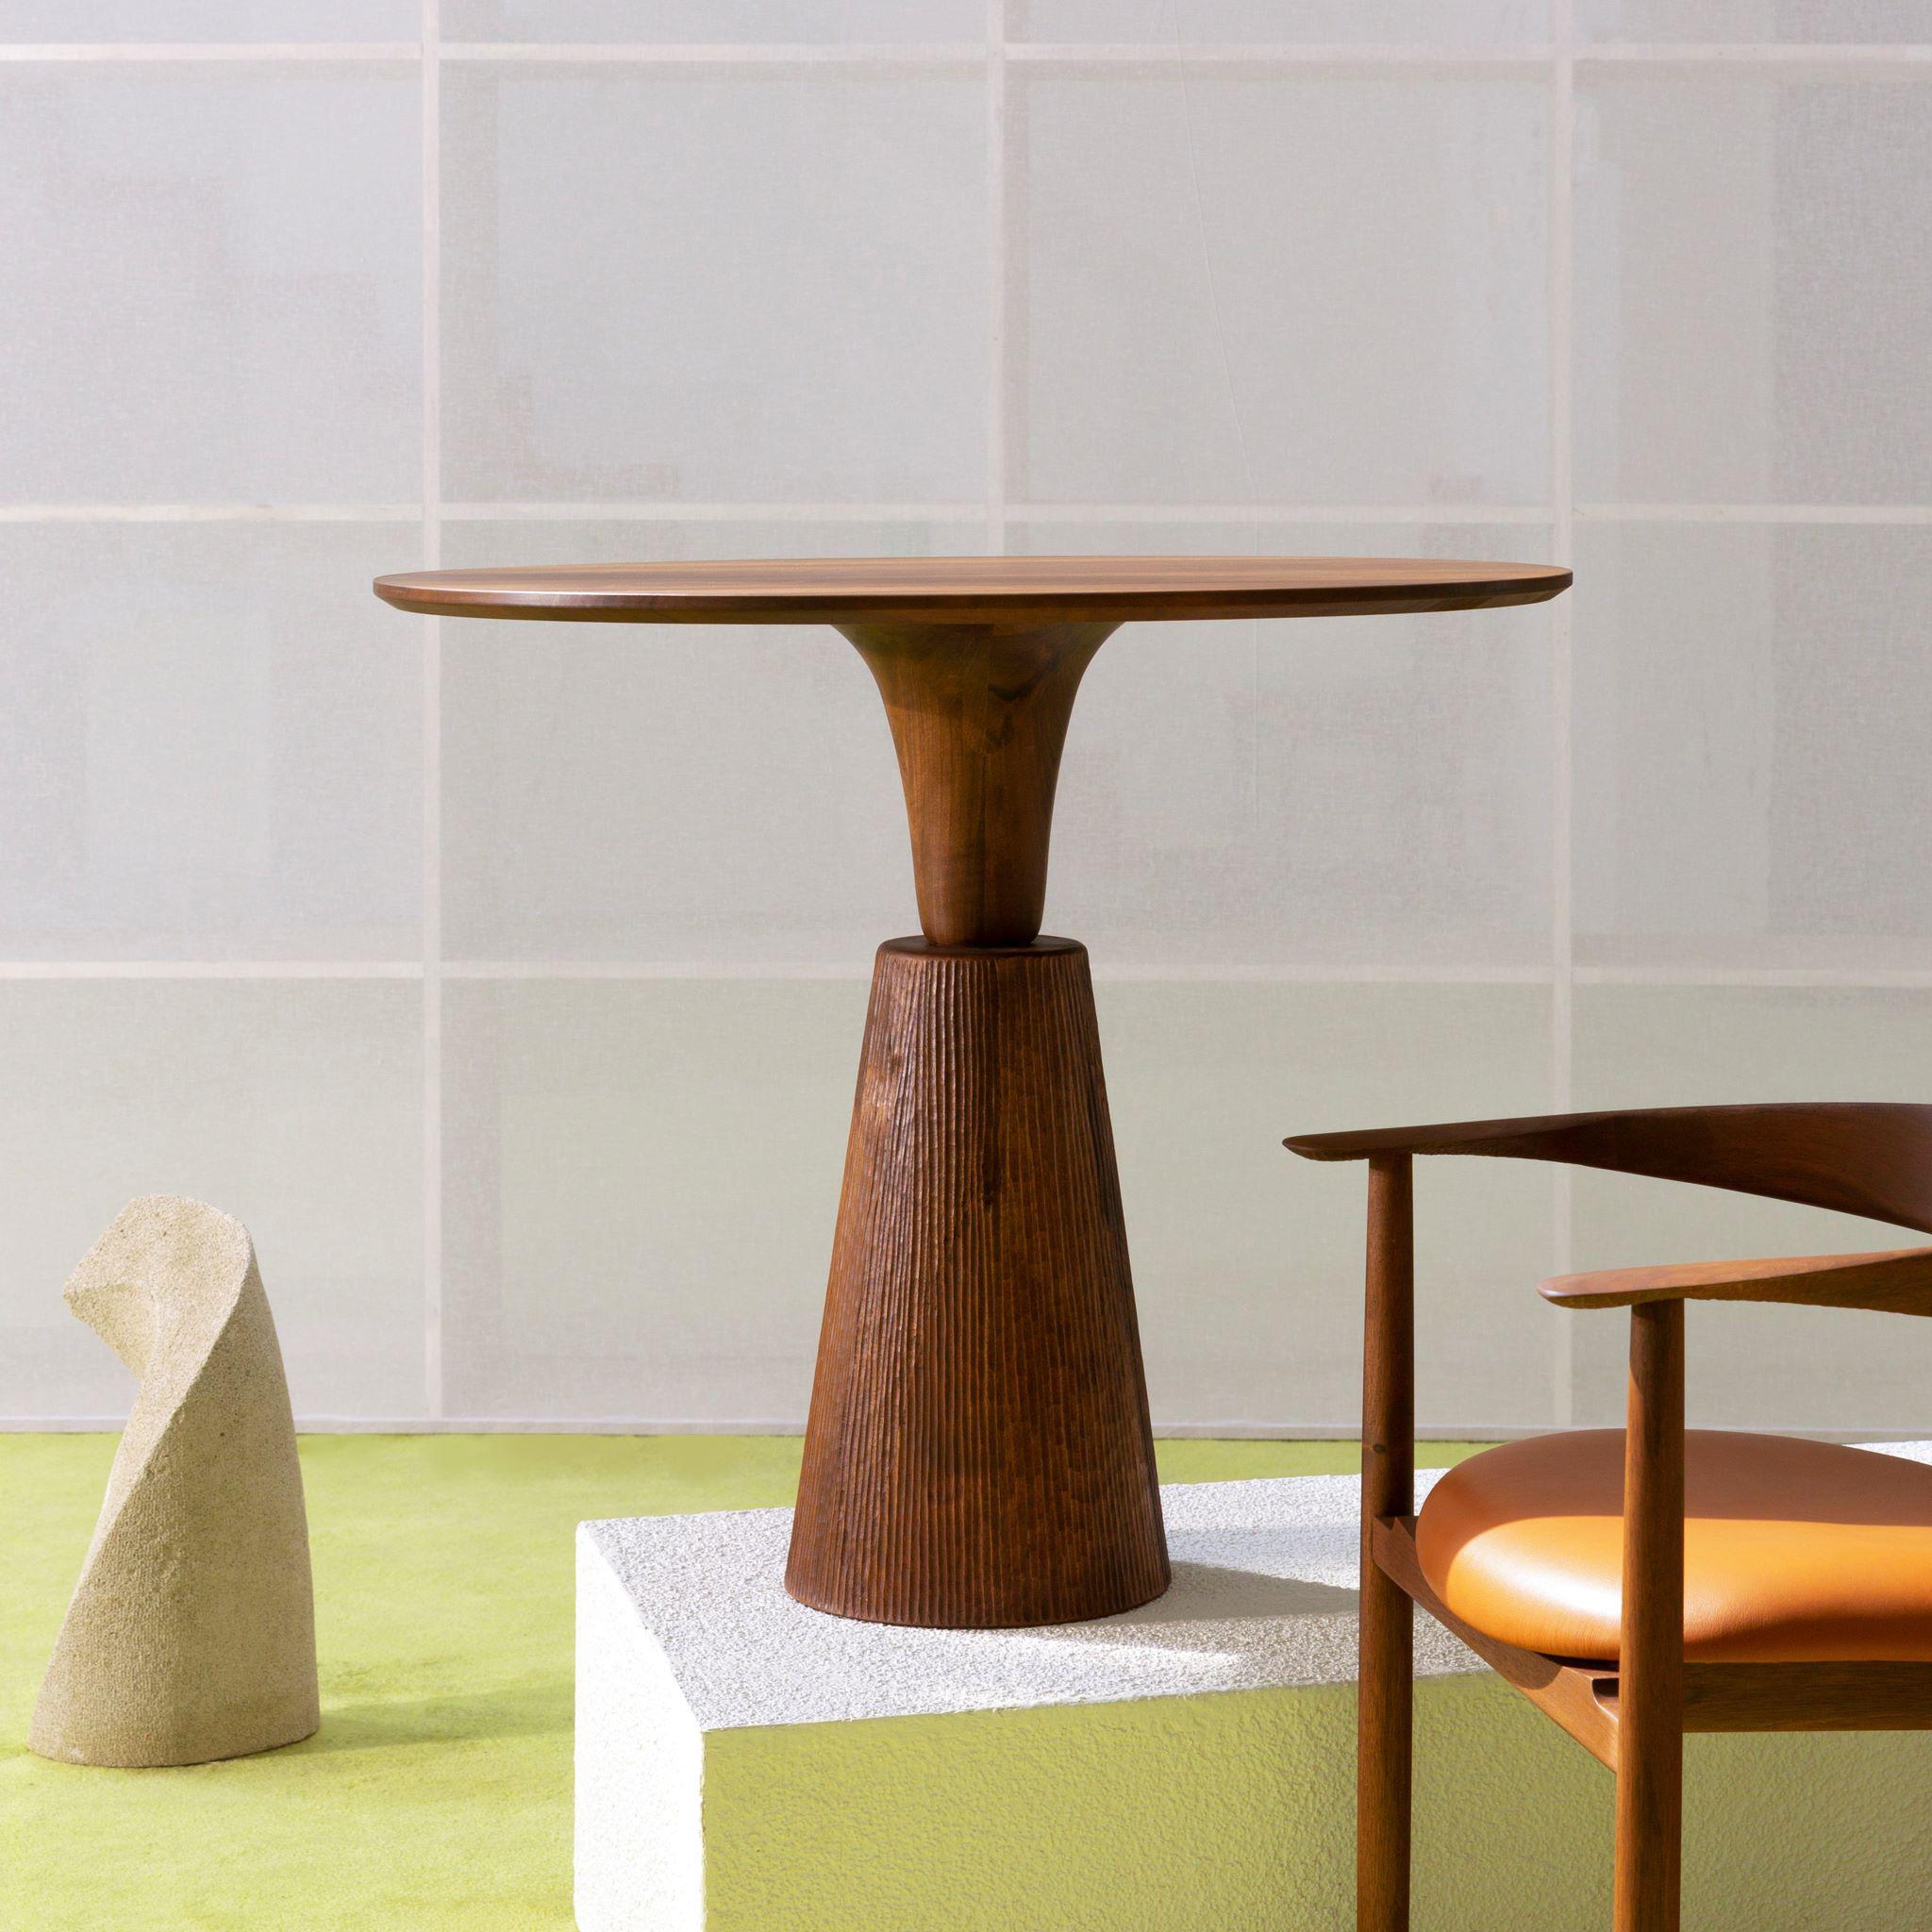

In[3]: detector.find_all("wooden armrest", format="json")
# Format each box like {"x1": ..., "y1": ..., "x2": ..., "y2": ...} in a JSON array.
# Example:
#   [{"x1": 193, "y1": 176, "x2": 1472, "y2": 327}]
[
  {"x1": 1541, "y1": 1245, "x2": 1932, "y2": 1315},
  {"x1": 1285, "y1": 1107, "x2": 1701, "y2": 1163},
  {"x1": 1284, "y1": 1104, "x2": 1932, "y2": 1241}
]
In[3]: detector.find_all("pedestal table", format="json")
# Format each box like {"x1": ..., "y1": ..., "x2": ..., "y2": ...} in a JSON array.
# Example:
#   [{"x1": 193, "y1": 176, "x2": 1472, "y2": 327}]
[{"x1": 375, "y1": 555, "x2": 1571, "y2": 1628}]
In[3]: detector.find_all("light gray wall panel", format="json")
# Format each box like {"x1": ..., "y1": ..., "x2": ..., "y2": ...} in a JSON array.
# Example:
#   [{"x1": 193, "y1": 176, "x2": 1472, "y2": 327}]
[{"x1": 4, "y1": 18, "x2": 1927, "y2": 1434}]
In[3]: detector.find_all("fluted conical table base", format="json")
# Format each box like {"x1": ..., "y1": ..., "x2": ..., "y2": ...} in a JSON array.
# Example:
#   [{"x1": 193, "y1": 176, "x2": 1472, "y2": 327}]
[{"x1": 787, "y1": 938, "x2": 1169, "y2": 1627}]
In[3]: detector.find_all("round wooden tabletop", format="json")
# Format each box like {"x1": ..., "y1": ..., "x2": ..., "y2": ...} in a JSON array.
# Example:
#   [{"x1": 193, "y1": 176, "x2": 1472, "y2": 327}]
[{"x1": 373, "y1": 555, "x2": 1571, "y2": 626}]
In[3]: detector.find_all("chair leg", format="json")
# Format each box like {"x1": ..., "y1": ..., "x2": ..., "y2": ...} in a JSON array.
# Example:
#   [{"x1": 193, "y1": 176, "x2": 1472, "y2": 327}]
[
  {"x1": 1612, "y1": 1299, "x2": 1685, "y2": 1932},
  {"x1": 1358, "y1": 1558, "x2": 1413, "y2": 1931},
  {"x1": 1358, "y1": 1153, "x2": 1414, "y2": 1931},
  {"x1": 1612, "y1": 1698, "x2": 1682, "y2": 1932}
]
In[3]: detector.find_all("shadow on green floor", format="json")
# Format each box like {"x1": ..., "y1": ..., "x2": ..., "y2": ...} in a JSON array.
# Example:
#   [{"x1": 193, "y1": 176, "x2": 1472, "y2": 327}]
[{"x1": 294, "y1": 1679, "x2": 573, "y2": 1756}]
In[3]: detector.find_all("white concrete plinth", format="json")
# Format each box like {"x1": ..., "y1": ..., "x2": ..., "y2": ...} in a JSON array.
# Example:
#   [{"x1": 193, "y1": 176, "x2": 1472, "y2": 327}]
[{"x1": 576, "y1": 1460, "x2": 1932, "y2": 1932}]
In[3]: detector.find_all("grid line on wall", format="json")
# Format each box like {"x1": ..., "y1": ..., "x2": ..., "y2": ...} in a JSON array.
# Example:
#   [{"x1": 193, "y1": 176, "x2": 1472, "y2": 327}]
[
  {"x1": 1548, "y1": 0, "x2": 1576, "y2": 1427},
  {"x1": 7, "y1": 25, "x2": 1932, "y2": 1432},
  {"x1": 8, "y1": 1409, "x2": 1921, "y2": 1442},
  {"x1": 420, "y1": 0, "x2": 444, "y2": 1420},
  {"x1": 986, "y1": 0, "x2": 1009, "y2": 555},
  {"x1": 10, "y1": 501, "x2": 1932, "y2": 524},
  {"x1": 20, "y1": 960, "x2": 1932, "y2": 986},
  {"x1": 8, "y1": 42, "x2": 1932, "y2": 66},
  {"x1": 11, "y1": 961, "x2": 1932, "y2": 987}
]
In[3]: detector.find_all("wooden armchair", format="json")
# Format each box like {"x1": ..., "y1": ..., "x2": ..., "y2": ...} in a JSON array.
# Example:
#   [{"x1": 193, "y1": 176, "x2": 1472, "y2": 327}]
[{"x1": 1286, "y1": 1103, "x2": 1932, "y2": 1932}]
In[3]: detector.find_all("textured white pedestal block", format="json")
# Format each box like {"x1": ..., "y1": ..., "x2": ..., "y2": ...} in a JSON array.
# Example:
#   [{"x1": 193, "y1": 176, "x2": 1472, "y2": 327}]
[
  {"x1": 575, "y1": 1471, "x2": 1462, "y2": 1931},
  {"x1": 576, "y1": 1462, "x2": 1932, "y2": 1932}
]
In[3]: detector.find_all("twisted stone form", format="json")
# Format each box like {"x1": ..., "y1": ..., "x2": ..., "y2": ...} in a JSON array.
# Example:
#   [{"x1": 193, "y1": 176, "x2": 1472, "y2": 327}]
[{"x1": 30, "y1": 1197, "x2": 319, "y2": 1767}]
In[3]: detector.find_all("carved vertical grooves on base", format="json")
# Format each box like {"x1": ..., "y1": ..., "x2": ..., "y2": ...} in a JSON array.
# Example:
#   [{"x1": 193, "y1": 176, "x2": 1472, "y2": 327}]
[{"x1": 787, "y1": 938, "x2": 1169, "y2": 1628}]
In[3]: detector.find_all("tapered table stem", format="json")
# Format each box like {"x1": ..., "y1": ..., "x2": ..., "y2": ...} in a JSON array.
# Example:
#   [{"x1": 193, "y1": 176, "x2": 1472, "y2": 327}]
[{"x1": 841, "y1": 621, "x2": 1112, "y2": 947}]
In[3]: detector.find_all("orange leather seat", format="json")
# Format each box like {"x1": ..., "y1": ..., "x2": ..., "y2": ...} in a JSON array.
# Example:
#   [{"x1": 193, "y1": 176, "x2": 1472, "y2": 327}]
[{"x1": 1416, "y1": 1429, "x2": 1932, "y2": 1664}]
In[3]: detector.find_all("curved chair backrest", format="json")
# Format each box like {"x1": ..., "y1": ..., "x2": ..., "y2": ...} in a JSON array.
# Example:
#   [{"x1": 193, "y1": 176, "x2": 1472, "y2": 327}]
[{"x1": 1435, "y1": 1103, "x2": 1932, "y2": 1236}]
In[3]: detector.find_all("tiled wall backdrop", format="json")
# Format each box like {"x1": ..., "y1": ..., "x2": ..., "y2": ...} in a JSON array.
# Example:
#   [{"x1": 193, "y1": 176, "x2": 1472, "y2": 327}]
[{"x1": 7, "y1": 4, "x2": 1932, "y2": 1435}]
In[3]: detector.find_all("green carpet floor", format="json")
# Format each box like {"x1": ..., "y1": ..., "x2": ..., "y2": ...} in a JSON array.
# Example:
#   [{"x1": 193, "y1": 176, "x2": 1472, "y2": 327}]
[{"x1": 1, "y1": 1435, "x2": 1484, "y2": 1930}]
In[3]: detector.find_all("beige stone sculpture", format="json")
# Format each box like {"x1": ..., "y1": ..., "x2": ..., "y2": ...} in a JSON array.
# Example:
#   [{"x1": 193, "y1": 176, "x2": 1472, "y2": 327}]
[{"x1": 30, "y1": 1197, "x2": 319, "y2": 1767}]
